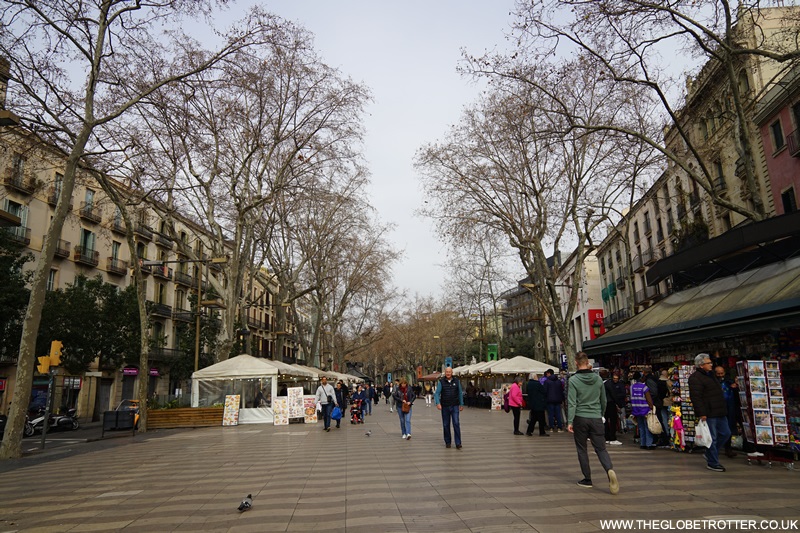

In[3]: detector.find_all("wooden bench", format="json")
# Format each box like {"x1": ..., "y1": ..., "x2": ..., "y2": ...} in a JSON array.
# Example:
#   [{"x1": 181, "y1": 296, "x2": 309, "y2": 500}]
[{"x1": 146, "y1": 407, "x2": 224, "y2": 429}]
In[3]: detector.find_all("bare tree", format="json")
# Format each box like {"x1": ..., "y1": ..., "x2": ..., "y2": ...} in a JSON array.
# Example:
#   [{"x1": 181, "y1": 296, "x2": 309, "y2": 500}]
[
  {"x1": 0, "y1": 0, "x2": 281, "y2": 458},
  {"x1": 417, "y1": 59, "x2": 657, "y2": 370},
  {"x1": 473, "y1": 1, "x2": 800, "y2": 222}
]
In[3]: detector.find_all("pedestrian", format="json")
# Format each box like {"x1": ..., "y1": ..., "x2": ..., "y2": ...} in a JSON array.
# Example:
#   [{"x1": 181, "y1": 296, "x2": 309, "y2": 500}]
[
  {"x1": 508, "y1": 376, "x2": 525, "y2": 435},
  {"x1": 567, "y1": 351, "x2": 619, "y2": 495},
  {"x1": 434, "y1": 366, "x2": 464, "y2": 449},
  {"x1": 334, "y1": 381, "x2": 346, "y2": 429},
  {"x1": 363, "y1": 383, "x2": 373, "y2": 416},
  {"x1": 253, "y1": 388, "x2": 268, "y2": 408},
  {"x1": 392, "y1": 377, "x2": 415, "y2": 439},
  {"x1": 544, "y1": 370, "x2": 565, "y2": 431},
  {"x1": 715, "y1": 366, "x2": 738, "y2": 458},
  {"x1": 631, "y1": 372, "x2": 655, "y2": 449},
  {"x1": 689, "y1": 354, "x2": 731, "y2": 472},
  {"x1": 389, "y1": 380, "x2": 399, "y2": 413},
  {"x1": 383, "y1": 382, "x2": 391, "y2": 405},
  {"x1": 466, "y1": 381, "x2": 477, "y2": 408},
  {"x1": 603, "y1": 371, "x2": 626, "y2": 446},
  {"x1": 525, "y1": 373, "x2": 549, "y2": 437},
  {"x1": 424, "y1": 381, "x2": 433, "y2": 406},
  {"x1": 657, "y1": 369, "x2": 673, "y2": 446},
  {"x1": 315, "y1": 376, "x2": 338, "y2": 432}
]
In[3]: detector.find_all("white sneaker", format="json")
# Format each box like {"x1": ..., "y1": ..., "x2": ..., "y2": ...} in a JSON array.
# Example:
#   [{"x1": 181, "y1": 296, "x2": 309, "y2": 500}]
[
  {"x1": 608, "y1": 440, "x2": 623, "y2": 446},
  {"x1": 402, "y1": 434, "x2": 407, "y2": 439}
]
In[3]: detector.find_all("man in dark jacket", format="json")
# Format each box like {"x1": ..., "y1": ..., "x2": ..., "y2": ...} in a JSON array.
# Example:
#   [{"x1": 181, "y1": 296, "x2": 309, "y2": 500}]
[
  {"x1": 688, "y1": 353, "x2": 731, "y2": 472},
  {"x1": 603, "y1": 371, "x2": 626, "y2": 445},
  {"x1": 525, "y1": 373, "x2": 549, "y2": 436},
  {"x1": 544, "y1": 372, "x2": 565, "y2": 431},
  {"x1": 434, "y1": 367, "x2": 464, "y2": 449}
]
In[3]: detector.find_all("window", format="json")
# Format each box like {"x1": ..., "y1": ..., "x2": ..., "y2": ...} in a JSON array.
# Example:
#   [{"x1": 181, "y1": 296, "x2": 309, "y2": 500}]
[
  {"x1": 84, "y1": 189, "x2": 95, "y2": 207},
  {"x1": 54, "y1": 173, "x2": 64, "y2": 197},
  {"x1": 738, "y1": 70, "x2": 750, "y2": 94},
  {"x1": 3, "y1": 199, "x2": 28, "y2": 241},
  {"x1": 771, "y1": 120, "x2": 785, "y2": 152},
  {"x1": 137, "y1": 241, "x2": 147, "y2": 260},
  {"x1": 156, "y1": 282, "x2": 167, "y2": 304},
  {"x1": 176, "y1": 289, "x2": 185, "y2": 309},
  {"x1": 782, "y1": 187, "x2": 797, "y2": 214},
  {"x1": 10, "y1": 153, "x2": 25, "y2": 182},
  {"x1": 112, "y1": 241, "x2": 121, "y2": 260},
  {"x1": 47, "y1": 269, "x2": 57, "y2": 292},
  {"x1": 80, "y1": 228, "x2": 95, "y2": 251}
]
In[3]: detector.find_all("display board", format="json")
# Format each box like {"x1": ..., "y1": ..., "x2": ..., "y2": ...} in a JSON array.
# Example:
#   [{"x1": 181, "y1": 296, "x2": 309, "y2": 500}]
[
  {"x1": 303, "y1": 396, "x2": 318, "y2": 423},
  {"x1": 677, "y1": 365, "x2": 697, "y2": 443},
  {"x1": 222, "y1": 395, "x2": 241, "y2": 426},
  {"x1": 273, "y1": 397, "x2": 289, "y2": 425},
  {"x1": 737, "y1": 360, "x2": 790, "y2": 447},
  {"x1": 287, "y1": 387, "x2": 304, "y2": 419}
]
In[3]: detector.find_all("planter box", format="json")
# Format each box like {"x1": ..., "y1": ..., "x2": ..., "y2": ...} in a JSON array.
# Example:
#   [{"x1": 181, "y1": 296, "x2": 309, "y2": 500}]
[{"x1": 146, "y1": 407, "x2": 224, "y2": 429}]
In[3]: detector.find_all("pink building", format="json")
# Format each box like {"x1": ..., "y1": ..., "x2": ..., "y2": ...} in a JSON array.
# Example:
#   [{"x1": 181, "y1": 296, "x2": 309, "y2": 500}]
[{"x1": 755, "y1": 67, "x2": 800, "y2": 215}]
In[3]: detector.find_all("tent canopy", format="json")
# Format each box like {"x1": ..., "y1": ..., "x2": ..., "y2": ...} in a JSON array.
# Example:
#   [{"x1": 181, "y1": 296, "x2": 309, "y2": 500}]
[
  {"x1": 419, "y1": 371, "x2": 441, "y2": 381},
  {"x1": 490, "y1": 356, "x2": 558, "y2": 375},
  {"x1": 192, "y1": 353, "x2": 278, "y2": 380}
]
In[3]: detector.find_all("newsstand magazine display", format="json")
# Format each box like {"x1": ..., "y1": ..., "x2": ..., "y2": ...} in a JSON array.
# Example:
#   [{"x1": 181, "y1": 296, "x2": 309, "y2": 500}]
[
  {"x1": 676, "y1": 365, "x2": 698, "y2": 446},
  {"x1": 736, "y1": 360, "x2": 794, "y2": 455}
]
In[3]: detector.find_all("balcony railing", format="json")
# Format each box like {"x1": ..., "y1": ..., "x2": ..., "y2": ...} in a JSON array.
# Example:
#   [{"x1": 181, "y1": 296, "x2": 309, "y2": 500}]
[
  {"x1": 615, "y1": 276, "x2": 626, "y2": 291},
  {"x1": 47, "y1": 188, "x2": 73, "y2": 210},
  {"x1": 632, "y1": 254, "x2": 644, "y2": 272},
  {"x1": 52, "y1": 238, "x2": 71, "y2": 258},
  {"x1": 79, "y1": 202, "x2": 102, "y2": 224},
  {"x1": 174, "y1": 271, "x2": 194, "y2": 287},
  {"x1": 74, "y1": 245, "x2": 99, "y2": 266},
  {"x1": 787, "y1": 129, "x2": 800, "y2": 157},
  {"x1": 107, "y1": 257, "x2": 128, "y2": 275},
  {"x1": 713, "y1": 176, "x2": 728, "y2": 192},
  {"x1": 109, "y1": 218, "x2": 126, "y2": 235},
  {"x1": 156, "y1": 233, "x2": 174, "y2": 249},
  {"x1": 172, "y1": 308, "x2": 194, "y2": 322},
  {"x1": 134, "y1": 223, "x2": 153, "y2": 241},
  {"x1": 152, "y1": 265, "x2": 173, "y2": 281},
  {"x1": 3, "y1": 173, "x2": 35, "y2": 195},
  {"x1": 149, "y1": 302, "x2": 172, "y2": 318},
  {"x1": 247, "y1": 317, "x2": 266, "y2": 330},
  {"x1": 642, "y1": 248, "x2": 659, "y2": 265},
  {"x1": 148, "y1": 347, "x2": 184, "y2": 362},
  {"x1": 656, "y1": 228, "x2": 664, "y2": 243},
  {"x1": 6, "y1": 226, "x2": 31, "y2": 246}
]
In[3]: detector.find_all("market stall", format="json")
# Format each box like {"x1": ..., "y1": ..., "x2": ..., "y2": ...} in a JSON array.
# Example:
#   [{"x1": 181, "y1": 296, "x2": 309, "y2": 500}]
[{"x1": 490, "y1": 356, "x2": 558, "y2": 376}]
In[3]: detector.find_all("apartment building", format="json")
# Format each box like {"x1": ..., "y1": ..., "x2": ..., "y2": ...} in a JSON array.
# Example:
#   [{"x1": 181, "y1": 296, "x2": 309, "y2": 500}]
[{"x1": 0, "y1": 128, "x2": 299, "y2": 420}]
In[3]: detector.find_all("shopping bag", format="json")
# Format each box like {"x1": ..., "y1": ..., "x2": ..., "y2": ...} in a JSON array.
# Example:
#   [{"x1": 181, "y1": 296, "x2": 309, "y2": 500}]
[
  {"x1": 331, "y1": 406, "x2": 342, "y2": 421},
  {"x1": 646, "y1": 409, "x2": 663, "y2": 435},
  {"x1": 694, "y1": 419, "x2": 712, "y2": 447}
]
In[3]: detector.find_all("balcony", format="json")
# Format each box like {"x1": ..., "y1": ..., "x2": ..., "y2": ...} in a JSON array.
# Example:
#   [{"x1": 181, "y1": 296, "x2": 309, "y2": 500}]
[
  {"x1": 174, "y1": 271, "x2": 194, "y2": 287},
  {"x1": 3, "y1": 173, "x2": 36, "y2": 195},
  {"x1": 787, "y1": 129, "x2": 800, "y2": 157},
  {"x1": 635, "y1": 285, "x2": 658, "y2": 305},
  {"x1": 52, "y1": 238, "x2": 71, "y2": 258},
  {"x1": 149, "y1": 302, "x2": 172, "y2": 318},
  {"x1": 79, "y1": 202, "x2": 102, "y2": 224},
  {"x1": 642, "y1": 248, "x2": 659, "y2": 265},
  {"x1": 172, "y1": 308, "x2": 194, "y2": 322},
  {"x1": 107, "y1": 257, "x2": 128, "y2": 276},
  {"x1": 633, "y1": 228, "x2": 640, "y2": 243},
  {"x1": 148, "y1": 347, "x2": 183, "y2": 362},
  {"x1": 656, "y1": 228, "x2": 664, "y2": 243},
  {"x1": 688, "y1": 191, "x2": 700, "y2": 207},
  {"x1": 606, "y1": 311, "x2": 618, "y2": 325},
  {"x1": 155, "y1": 233, "x2": 174, "y2": 249},
  {"x1": 109, "y1": 218, "x2": 126, "y2": 235},
  {"x1": 632, "y1": 254, "x2": 644, "y2": 272},
  {"x1": 74, "y1": 245, "x2": 99, "y2": 266},
  {"x1": 47, "y1": 188, "x2": 73, "y2": 210},
  {"x1": 615, "y1": 276, "x2": 626, "y2": 291},
  {"x1": 713, "y1": 176, "x2": 728, "y2": 192},
  {"x1": 247, "y1": 317, "x2": 265, "y2": 330},
  {"x1": 137, "y1": 260, "x2": 152, "y2": 276},
  {"x1": 152, "y1": 265, "x2": 173, "y2": 281},
  {"x1": 134, "y1": 223, "x2": 153, "y2": 241},
  {"x1": 6, "y1": 226, "x2": 31, "y2": 246}
]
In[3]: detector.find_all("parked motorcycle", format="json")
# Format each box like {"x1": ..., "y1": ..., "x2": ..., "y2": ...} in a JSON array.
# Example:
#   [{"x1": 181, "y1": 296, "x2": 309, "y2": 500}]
[{"x1": 27, "y1": 407, "x2": 79, "y2": 435}]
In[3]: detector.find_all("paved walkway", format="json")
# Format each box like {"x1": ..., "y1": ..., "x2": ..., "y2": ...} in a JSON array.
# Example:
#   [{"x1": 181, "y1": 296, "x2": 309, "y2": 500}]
[{"x1": 0, "y1": 402, "x2": 798, "y2": 532}]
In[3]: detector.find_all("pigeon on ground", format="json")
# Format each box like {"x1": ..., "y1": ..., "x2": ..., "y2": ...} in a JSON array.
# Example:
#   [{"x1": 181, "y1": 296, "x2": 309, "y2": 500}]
[
  {"x1": 238, "y1": 494, "x2": 252, "y2": 512},
  {"x1": 365, "y1": 430, "x2": 372, "y2": 437}
]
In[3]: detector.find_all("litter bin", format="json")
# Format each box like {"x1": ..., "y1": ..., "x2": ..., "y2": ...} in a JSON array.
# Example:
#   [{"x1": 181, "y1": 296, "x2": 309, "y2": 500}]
[{"x1": 102, "y1": 410, "x2": 136, "y2": 438}]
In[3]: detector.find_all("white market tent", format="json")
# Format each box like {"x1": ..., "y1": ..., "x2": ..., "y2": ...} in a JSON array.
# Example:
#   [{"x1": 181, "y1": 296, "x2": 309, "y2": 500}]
[
  {"x1": 489, "y1": 356, "x2": 558, "y2": 376},
  {"x1": 191, "y1": 354, "x2": 279, "y2": 414}
]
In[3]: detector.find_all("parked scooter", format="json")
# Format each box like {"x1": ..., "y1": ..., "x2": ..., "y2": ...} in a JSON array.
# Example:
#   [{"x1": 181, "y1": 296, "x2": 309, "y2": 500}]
[{"x1": 27, "y1": 407, "x2": 79, "y2": 435}]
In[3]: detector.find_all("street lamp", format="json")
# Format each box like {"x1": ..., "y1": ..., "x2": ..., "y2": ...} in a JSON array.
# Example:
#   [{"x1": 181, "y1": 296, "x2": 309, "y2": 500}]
[
  {"x1": 591, "y1": 318, "x2": 603, "y2": 338},
  {"x1": 143, "y1": 256, "x2": 227, "y2": 371}
]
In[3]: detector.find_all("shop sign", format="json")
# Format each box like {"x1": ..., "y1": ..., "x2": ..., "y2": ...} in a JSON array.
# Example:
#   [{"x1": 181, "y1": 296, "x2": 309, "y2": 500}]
[
  {"x1": 123, "y1": 367, "x2": 139, "y2": 376},
  {"x1": 63, "y1": 376, "x2": 82, "y2": 389},
  {"x1": 149, "y1": 367, "x2": 160, "y2": 377},
  {"x1": 0, "y1": 378, "x2": 5, "y2": 391}
]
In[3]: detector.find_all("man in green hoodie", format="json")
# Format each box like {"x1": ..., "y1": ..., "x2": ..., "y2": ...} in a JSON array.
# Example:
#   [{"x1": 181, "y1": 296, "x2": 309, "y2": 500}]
[{"x1": 567, "y1": 352, "x2": 619, "y2": 495}]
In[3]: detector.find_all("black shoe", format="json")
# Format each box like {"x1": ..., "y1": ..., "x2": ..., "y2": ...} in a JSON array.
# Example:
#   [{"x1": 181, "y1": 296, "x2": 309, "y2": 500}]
[
  {"x1": 526, "y1": 433, "x2": 533, "y2": 436},
  {"x1": 577, "y1": 479, "x2": 592, "y2": 488},
  {"x1": 514, "y1": 431, "x2": 524, "y2": 435},
  {"x1": 647, "y1": 446, "x2": 657, "y2": 450},
  {"x1": 446, "y1": 444, "x2": 451, "y2": 448},
  {"x1": 707, "y1": 464, "x2": 726, "y2": 472},
  {"x1": 540, "y1": 433, "x2": 549, "y2": 437},
  {"x1": 456, "y1": 444, "x2": 462, "y2": 449}
]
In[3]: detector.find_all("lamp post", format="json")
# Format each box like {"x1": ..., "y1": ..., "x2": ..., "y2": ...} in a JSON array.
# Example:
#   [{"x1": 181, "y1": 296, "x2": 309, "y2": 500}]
[
  {"x1": 591, "y1": 318, "x2": 603, "y2": 339},
  {"x1": 143, "y1": 256, "x2": 227, "y2": 372}
]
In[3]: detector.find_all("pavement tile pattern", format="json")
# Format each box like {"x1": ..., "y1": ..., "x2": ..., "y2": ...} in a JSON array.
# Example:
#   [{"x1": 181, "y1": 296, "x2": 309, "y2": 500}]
[{"x1": 0, "y1": 403, "x2": 798, "y2": 532}]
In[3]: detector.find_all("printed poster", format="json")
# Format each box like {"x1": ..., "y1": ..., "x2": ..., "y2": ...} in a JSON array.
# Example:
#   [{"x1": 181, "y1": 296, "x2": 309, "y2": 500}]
[
  {"x1": 273, "y1": 397, "x2": 289, "y2": 426},
  {"x1": 491, "y1": 389, "x2": 502, "y2": 411},
  {"x1": 222, "y1": 395, "x2": 241, "y2": 426},
  {"x1": 288, "y1": 387, "x2": 304, "y2": 418},
  {"x1": 303, "y1": 396, "x2": 318, "y2": 424}
]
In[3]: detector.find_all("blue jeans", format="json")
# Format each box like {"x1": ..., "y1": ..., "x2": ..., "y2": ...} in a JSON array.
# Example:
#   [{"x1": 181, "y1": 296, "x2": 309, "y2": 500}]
[
  {"x1": 547, "y1": 403, "x2": 563, "y2": 430},
  {"x1": 636, "y1": 415, "x2": 653, "y2": 447},
  {"x1": 363, "y1": 398, "x2": 372, "y2": 415},
  {"x1": 397, "y1": 407, "x2": 411, "y2": 435},
  {"x1": 321, "y1": 403, "x2": 333, "y2": 429},
  {"x1": 441, "y1": 405, "x2": 462, "y2": 446},
  {"x1": 705, "y1": 416, "x2": 732, "y2": 467}
]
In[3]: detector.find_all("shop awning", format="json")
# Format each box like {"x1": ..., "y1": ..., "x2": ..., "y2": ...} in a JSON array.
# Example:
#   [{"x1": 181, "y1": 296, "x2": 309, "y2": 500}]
[{"x1": 583, "y1": 256, "x2": 800, "y2": 355}]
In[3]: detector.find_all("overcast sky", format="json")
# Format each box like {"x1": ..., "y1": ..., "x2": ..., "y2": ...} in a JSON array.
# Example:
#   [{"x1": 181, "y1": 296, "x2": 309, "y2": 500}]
[{"x1": 240, "y1": 1, "x2": 519, "y2": 298}]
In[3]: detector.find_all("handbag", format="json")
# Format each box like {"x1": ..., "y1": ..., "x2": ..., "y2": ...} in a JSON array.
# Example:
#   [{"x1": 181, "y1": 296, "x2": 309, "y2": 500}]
[
  {"x1": 331, "y1": 406, "x2": 342, "y2": 421},
  {"x1": 402, "y1": 402, "x2": 411, "y2": 413},
  {"x1": 646, "y1": 408, "x2": 662, "y2": 435},
  {"x1": 694, "y1": 419, "x2": 712, "y2": 447}
]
